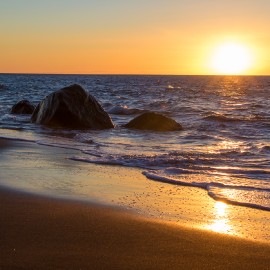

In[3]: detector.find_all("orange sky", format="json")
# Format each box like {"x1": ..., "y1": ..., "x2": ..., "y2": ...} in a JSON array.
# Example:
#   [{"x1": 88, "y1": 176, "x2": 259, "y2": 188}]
[{"x1": 1, "y1": 1, "x2": 270, "y2": 75}]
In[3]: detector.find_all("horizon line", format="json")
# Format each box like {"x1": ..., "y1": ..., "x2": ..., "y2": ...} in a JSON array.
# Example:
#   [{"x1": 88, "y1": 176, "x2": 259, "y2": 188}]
[{"x1": 1, "y1": 72, "x2": 269, "y2": 77}]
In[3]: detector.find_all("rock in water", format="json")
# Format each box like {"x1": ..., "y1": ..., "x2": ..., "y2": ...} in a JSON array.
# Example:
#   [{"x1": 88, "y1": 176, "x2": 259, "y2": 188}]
[
  {"x1": 11, "y1": 100, "x2": 35, "y2": 114},
  {"x1": 0, "y1": 84, "x2": 7, "y2": 89},
  {"x1": 123, "y1": 112, "x2": 182, "y2": 131},
  {"x1": 31, "y1": 84, "x2": 114, "y2": 129}
]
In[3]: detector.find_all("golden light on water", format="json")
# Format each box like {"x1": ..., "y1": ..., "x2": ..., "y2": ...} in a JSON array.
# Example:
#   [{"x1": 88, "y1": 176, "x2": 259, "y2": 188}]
[
  {"x1": 208, "y1": 219, "x2": 231, "y2": 234},
  {"x1": 215, "y1": 201, "x2": 227, "y2": 216},
  {"x1": 207, "y1": 201, "x2": 232, "y2": 234},
  {"x1": 210, "y1": 42, "x2": 253, "y2": 75}
]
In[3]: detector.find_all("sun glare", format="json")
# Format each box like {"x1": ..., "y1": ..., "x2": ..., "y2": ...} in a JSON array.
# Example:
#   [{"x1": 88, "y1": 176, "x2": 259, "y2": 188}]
[
  {"x1": 206, "y1": 201, "x2": 232, "y2": 234},
  {"x1": 211, "y1": 42, "x2": 253, "y2": 75}
]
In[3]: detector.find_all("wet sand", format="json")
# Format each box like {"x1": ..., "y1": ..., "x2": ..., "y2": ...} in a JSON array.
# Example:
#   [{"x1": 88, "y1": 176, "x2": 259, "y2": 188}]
[
  {"x1": 1, "y1": 187, "x2": 270, "y2": 270},
  {"x1": 0, "y1": 137, "x2": 270, "y2": 269}
]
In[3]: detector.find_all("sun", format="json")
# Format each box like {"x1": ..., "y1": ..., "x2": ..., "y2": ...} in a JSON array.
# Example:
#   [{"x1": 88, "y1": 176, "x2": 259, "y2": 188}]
[{"x1": 211, "y1": 42, "x2": 253, "y2": 75}]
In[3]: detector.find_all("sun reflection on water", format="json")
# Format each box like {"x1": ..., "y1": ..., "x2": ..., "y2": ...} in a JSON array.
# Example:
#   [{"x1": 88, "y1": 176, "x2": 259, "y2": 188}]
[
  {"x1": 215, "y1": 201, "x2": 227, "y2": 216},
  {"x1": 206, "y1": 201, "x2": 233, "y2": 234},
  {"x1": 208, "y1": 219, "x2": 231, "y2": 234}
]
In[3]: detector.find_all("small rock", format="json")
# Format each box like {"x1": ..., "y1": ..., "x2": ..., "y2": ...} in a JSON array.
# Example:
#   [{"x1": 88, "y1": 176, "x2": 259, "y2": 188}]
[
  {"x1": 11, "y1": 100, "x2": 35, "y2": 114},
  {"x1": 123, "y1": 112, "x2": 183, "y2": 131}
]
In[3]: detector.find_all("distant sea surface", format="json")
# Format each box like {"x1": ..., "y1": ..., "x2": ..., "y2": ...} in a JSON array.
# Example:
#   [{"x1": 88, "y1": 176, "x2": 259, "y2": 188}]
[{"x1": 0, "y1": 74, "x2": 269, "y2": 211}]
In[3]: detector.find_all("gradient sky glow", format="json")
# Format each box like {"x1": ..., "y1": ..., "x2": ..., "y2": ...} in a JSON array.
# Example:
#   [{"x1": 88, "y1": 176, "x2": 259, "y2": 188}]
[{"x1": 1, "y1": 0, "x2": 270, "y2": 75}]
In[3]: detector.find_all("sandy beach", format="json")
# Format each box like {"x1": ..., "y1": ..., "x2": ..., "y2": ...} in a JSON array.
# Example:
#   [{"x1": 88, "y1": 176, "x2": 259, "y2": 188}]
[
  {"x1": 1, "y1": 138, "x2": 270, "y2": 269},
  {"x1": 1, "y1": 187, "x2": 270, "y2": 270}
]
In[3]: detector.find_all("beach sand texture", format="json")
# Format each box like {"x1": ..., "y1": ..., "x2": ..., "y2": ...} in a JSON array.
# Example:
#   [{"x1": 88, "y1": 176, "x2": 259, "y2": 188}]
[
  {"x1": 0, "y1": 138, "x2": 270, "y2": 269},
  {"x1": 1, "y1": 188, "x2": 270, "y2": 270}
]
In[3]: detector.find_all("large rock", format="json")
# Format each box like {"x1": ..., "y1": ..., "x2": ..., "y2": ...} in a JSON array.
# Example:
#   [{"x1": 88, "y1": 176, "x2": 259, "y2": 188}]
[
  {"x1": 31, "y1": 84, "x2": 114, "y2": 129},
  {"x1": 123, "y1": 112, "x2": 182, "y2": 131},
  {"x1": 11, "y1": 100, "x2": 35, "y2": 114}
]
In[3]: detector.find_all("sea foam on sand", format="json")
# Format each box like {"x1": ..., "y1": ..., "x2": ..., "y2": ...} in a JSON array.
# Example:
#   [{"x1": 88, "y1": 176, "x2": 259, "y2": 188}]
[{"x1": 0, "y1": 138, "x2": 270, "y2": 244}]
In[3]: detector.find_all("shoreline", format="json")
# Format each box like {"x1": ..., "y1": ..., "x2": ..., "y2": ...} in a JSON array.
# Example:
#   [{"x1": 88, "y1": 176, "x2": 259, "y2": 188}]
[
  {"x1": 0, "y1": 137, "x2": 270, "y2": 244},
  {"x1": 1, "y1": 186, "x2": 270, "y2": 269},
  {"x1": 1, "y1": 137, "x2": 270, "y2": 268}
]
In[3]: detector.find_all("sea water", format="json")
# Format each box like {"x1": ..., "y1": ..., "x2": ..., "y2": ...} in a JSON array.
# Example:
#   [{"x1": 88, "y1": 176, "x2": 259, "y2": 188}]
[{"x1": 0, "y1": 74, "x2": 269, "y2": 211}]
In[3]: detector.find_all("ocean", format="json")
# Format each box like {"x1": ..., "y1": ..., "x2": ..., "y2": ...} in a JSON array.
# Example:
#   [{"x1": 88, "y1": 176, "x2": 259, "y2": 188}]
[{"x1": 0, "y1": 74, "x2": 269, "y2": 211}]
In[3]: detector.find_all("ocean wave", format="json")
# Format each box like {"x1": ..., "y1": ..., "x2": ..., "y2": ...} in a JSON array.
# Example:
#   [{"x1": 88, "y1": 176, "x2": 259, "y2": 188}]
[
  {"x1": 67, "y1": 148, "x2": 270, "y2": 212},
  {"x1": 143, "y1": 171, "x2": 270, "y2": 190},
  {"x1": 165, "y1": 85, "x2": 182, "y2": 91},
  {"x1": 211, "y1": 166, "x2": 270, "y2": 177},
  {"x1": 260, "y1": 145, "x2": 270, "y2": 153},
  {"x1": 68, "y1": 148, "x2": 269, "y2": 180},
  {"x1": 142, "y1": 171, "x2": 206, "y2": 188},
  {"x1": 250, "y1": 114, "x2": 269, "y2": 121},
  {"x1": 203, "y1": 113, "x2": 242, "y2": 122},
  {"x1": 203, "y1": 112, "x2": 270, "y2": 123},
  {"x1": 144, "y1": 171, "x2": 270, "y2": 211},
  {"x1": 108, "y1": 105, "x2": 146, "y2": 115},
  {"x1": 208, "y1": 185, "x2": 270, "y2": 211},
  {"x1": 69, "y1": 156, "x2": 123, "y2": 165},
  {"x1": 163, "y1": 167, "x2": 195, "y2": 175}
]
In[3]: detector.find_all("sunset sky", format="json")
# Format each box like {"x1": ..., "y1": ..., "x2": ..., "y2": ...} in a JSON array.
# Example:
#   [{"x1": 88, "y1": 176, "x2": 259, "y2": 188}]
[{"x1": 1, "y1": 0, "x2": 270, "y2": 75}]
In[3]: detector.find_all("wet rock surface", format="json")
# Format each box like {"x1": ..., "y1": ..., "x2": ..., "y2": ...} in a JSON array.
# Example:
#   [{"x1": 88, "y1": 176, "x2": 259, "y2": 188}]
[
  {"x1": 123, "y1": 112, "x2": 183, "y2": 131},
  {"x1": 31, "y1": 84, "x2": 114, "y2": 129}
]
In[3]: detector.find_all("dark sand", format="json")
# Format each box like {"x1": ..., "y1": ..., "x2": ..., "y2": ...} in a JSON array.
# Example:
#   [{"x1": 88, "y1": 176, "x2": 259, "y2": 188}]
[{"x1": 1, "y1": 188, "x2": 270, "y2": 270}]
